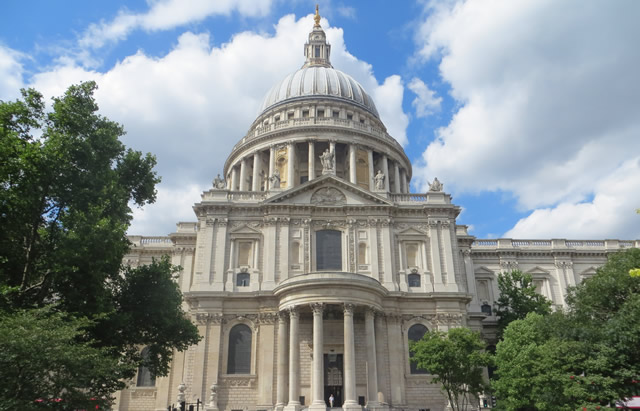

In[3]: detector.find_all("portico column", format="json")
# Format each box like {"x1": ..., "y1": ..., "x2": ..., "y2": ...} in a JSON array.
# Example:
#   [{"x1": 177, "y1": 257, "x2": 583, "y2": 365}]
[
  {"x1": 365, "y1": 308, "x2": 380, "y2": 408},
  {"x1": 276, "y1": 312, "x2": 289, "y2": 411},
  {"x1": 287, "y1": 142, "x2": 295, "y2": 189},
  {"x1": 285, "y1": 307, "x2": 301, "y2": 411},
  {"x1": 252, "y1": 152, "x2": 261, "y2": 192},
  {"x1": 239, "y1": 158, "x2": 248, "y2": 191},
  {"x1": 399, "y1": 168, "x2": 407, "y2": 193},
  {"x1": 349, "y1": 145, "x2": 357, "y2": 184},
  {"x1": 230, "y1": 167, "x2": 238, "y2": 191},
  {"x1": 367, "y1": 149, "x2": 374, "y2": 190},
  {"x1": 310, "y1": 303, "x2": 325, "y2": 411},
  {"x1": 382, "y1": 155, "x2": 390, "y2": 192},
  {"x1": 393, "y1": 162, "x2": 401, "y2": 193},
  {"x1": 308, "y1": 140, "x2": 316, "y2": 181},
  {"x1": 268, "y1": 146, "x2": 275, "y2": 189},
  {"x1": 343, "y1": 304, "x2": 359, "y2": 411}
]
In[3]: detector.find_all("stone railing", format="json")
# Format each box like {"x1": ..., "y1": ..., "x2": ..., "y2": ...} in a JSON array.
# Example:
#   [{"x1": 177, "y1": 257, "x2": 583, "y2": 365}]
[
  {"x1": 233, "y1": 117, "x2": 403, "y2": 152},
  {"x1": 227, "y1": 191, "x2": 268, "y2": 202},
  {"x1": 388, "y1": 193, "x2": 428, "y2": 203},
  {"x1": 472, "y1": 238, "x2": 639, "y2": 250}
]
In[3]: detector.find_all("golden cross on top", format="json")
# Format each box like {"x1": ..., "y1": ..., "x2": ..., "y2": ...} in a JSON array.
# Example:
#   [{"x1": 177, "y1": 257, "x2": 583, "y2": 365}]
[{"x1": 314, "y1": 4, "x2": 321, "y2": 27}]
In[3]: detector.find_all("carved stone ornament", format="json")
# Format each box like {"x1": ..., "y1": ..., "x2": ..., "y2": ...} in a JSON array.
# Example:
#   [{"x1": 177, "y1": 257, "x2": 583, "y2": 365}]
[
  {"x1": 212, "y1": 174, "x2": 226, "y2": 190},
  {"x1": 208, "y1": 383, "x2": 218, "y2": 408},
  {"x1": 310, "y1": 187, "x2": 346, "y2": 205},
  {"x1": 429, "y1": 177, "x2": 443, "y2": 192}
]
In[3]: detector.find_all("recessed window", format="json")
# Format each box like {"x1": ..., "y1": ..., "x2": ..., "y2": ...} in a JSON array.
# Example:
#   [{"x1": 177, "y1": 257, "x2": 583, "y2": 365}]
[
  {"x1": 236, "y1": 273, "x2": 250, "y2": 287},
  {"x1": 332, "y1": 110, "x2": 339, "y2": 118},
  {"x1": 287, "y1": 112, "x2": 294, "y2": 120},
  {"x1": 408, "y1": 324, "x2": 428, "y2": 374},
  {"x1": 228, "y1": 324, "x2": 252, "y2": 374},
  {"x1": 408, "y1": 273, "x2": 421, "y2": 288},
  {"x1": 302, "y1": 110, "x2": 310, "y2": 118},
  {"x1": 317, "y1": 109, "x2": 324, "y2": 118},
  {"x1": 360, "y1": 118, "x2": 365, "y2": 124},
  {"x1": 406, "y1": 243, "x2": 419, "y2": 267},
  {"x1": 291, "y1": 241, "x2": 301, "y2": 264},
  {"x1": 315, "y1": 46, "x2": 320, "y2": 57},
  {"x1": 347, "y1": 113, "x2": 353, "y2": 120},
  {"x1": 316, "y1": 230, "x2": 342, "y2": 271},
  {"x1": 238, "y1": 241, "x2": 253, "y2": 267},
  {"x1": 136, "y1": 347, "x2": 156, "y2": 387},
  {"x1": 358, "y1": 242, "x2": 368, "y2": 264},
  {"x1": 274, "y1": 115, "x2": 280, "y2": 122}
]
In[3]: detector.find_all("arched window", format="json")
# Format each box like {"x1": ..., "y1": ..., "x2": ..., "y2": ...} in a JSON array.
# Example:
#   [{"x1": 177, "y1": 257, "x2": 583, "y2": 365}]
[
  {"x1": 136, "y1": 347, "x2": 156, "y2": 387},
  {"x1": 316, "y1": 230, "x2": 342, "y2": 270},
  {"x1": 236, "y1": 273, "x2": 250, "y2": 287},
  {"x1": 408, "y1": 273, "x2": 421, "y2": 288},
  {"x1": 228, "y1": 324, "x2": 252, "y2": 374},
  {"x1": 408, "y1": 324, "x2": 428, "y2": 374}
]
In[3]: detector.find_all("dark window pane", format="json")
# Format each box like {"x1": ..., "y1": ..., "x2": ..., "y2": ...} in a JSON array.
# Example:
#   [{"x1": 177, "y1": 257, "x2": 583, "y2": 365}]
[
  {"x1": 237, "y1": 273, "x2": 250, "y2": 287},
  {"x1": 408, "y1": 324, "x2": 428, "y2": 374},
  {"x1": 228, "y1": 324, "x2": 252, "y2": 374},
  {"x1": 408, "y1": 274, "x2": 421, "y2": 287},
  {"x1": 136, "y1": 347, "x2": 156, "y2": 387},
  {"x1": 316, "y1": 230, "x2": 342, "y2": 270}
]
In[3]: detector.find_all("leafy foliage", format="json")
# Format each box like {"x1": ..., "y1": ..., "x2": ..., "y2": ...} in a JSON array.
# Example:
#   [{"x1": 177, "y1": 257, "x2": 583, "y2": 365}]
[
  {"x1": 0, "y1": 83, "x2": 200, "y2": 404},
  {"x1": 410, "y1": 327, "x2": 492, "y2": 411},
  {"x1": 0, "y1": 307, "x2": 128, "y2": 410},
  {"x1": 494, "y1": 249, "x2": 640, "y2": 410},
  {"x1": 494, "y1": 269, "x2": 552, "y2": 338}
]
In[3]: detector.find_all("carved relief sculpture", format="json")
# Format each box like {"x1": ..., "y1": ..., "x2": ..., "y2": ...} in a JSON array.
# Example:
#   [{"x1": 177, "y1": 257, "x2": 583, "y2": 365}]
[
  {"x1": 310, "y1": 187, "x2": 347, "y2": 205},
  {"x1": 374, "y1": 170, "x2": 385, "y2": 191}
]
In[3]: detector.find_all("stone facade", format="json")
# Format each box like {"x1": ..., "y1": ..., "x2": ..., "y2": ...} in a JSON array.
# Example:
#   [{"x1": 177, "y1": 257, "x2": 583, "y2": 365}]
[{"x1": 114, "y1": 11, "x2": 639, "y2": 411}]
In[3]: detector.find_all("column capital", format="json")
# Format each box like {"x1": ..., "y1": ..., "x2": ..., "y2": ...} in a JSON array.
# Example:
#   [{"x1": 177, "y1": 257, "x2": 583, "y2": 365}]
[
  {"x1": 310, "y1": 302, "x2": 324, "y2": 315},
  {"x1": 343, "y1": 303, "x2": 355, "y2": 316},
  {"x1": 277, "y1": 311, "x2": 289, "y2": 323},
  {"x1": 288, "y1": 306, "x2": 299, "y2": 319}
]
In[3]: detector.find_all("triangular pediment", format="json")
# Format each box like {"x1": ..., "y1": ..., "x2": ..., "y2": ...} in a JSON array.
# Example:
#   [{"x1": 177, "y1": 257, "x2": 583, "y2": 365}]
[
  {"x1": 398, "y1": 227, "x2": 428, "y2": 236},
  {"x1": 526, "y1": 266, "x2": 550, "y2": 276},
  {"x1": 475, "y1": 266, "x2": 495, "y2": 275},
  {"x1": 263, "y1": 174, "x2": 392, "y2": 206},
  {"x1": 579, "y1": 266, "x2": 598, "y2": 277},
  {"x1": 229, "y1": 224, "x2": 262, "y2": 235}
]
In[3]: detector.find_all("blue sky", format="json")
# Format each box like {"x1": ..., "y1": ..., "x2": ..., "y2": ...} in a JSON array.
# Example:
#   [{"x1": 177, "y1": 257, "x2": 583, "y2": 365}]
[{"x1": 2, "y1": 0, "x2": 639, "y2": 240}]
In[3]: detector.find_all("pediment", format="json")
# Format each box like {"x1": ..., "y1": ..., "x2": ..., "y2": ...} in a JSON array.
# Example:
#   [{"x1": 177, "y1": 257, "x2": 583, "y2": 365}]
[
  {"x1": 579, "y1": 266, "x2": 598, "y2": 277},
  {"x1": 475, "y1": 266, "x2": 495, "y2": 276},
  {"x1": 397, "y1": 227, "x2": 428, "y2": 236},
  {"x1": 526, "y1": 266, "x2": 550, "y2": 276},
  {"x1": 263, "y1": 174, "x2": 392, "y2": 206},
  {"x1": 229, "y1": 224, "x2": 262, "y2": 235}
]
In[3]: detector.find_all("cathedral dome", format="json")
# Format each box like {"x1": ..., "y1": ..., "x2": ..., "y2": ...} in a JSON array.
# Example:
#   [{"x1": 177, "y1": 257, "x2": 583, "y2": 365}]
[{"x1": 258, "y1": 66, "x2": 379, "y2": 118}]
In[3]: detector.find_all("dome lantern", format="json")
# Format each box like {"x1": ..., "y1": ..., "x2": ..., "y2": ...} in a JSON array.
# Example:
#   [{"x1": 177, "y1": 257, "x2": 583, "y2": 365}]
[{"x1": 303, "y1": 5, "x2": 332, "y2": 68}]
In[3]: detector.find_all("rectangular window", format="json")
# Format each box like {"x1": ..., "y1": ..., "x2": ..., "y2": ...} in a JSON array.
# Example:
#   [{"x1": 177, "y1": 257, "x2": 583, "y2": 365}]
[
  {"x1": 317, "y1": 109, "x2": 324, "y2": 117},
  {"x1": 316, "y1": 230, "x2": 342, "y2": 270},
  {"x1": 302, "y1": 110, "x2": 309, "y2": 118},
  {"x1": 347, "y1": 113, "x2": 353, "y2": 120},
  {"x1": 274, "y1": 115, "x2": 280, "y2": 122},
  {"x1": 238, "y1": 241, "x2": 253, "y2": 267},
  {"x1": 287, "y1": 112, "x2": 294, "y2": 120},
  {"x1": 333, "y1": 110, "x2": 340, "y2": 118},
  {"x1": 315, "y1": 46, "x2": 320, "y2": 57}
]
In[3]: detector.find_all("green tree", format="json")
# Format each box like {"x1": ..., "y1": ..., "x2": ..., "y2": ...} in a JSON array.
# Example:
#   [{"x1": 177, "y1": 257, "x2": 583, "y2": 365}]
[
  {"x1": 495, "y1": 249, "x2": 640, "y2": 410},
  {"x1": 0, "y1": 307, "x2": 129, "y2": 411},
  {"x1": 494, "y1": 270, "x2": 552, "y2": 338},
  {"x1": 410, "y1": 327, "x2": 492, "y2": 411},
  {"x1": 0, "y1": 83, "x2": 200, "y2": 404}
]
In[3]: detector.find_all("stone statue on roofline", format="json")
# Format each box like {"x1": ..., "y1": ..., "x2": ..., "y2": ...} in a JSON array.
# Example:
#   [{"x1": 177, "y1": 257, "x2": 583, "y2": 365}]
[
  {"x1": 429, "y1": 177, "x2": 443, "y2": 192},
  {"x1": 213, "y1": 174, "x2": 226, "y2": 190}
]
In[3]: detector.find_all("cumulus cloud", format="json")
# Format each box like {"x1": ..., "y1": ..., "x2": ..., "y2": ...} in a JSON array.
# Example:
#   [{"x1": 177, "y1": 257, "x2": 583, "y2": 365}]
[
  {"x1": 80, "y1": 0, "x2": 274, "y2": 49},
  {"x1": 413, "y1": 0, "x2": 640, "y2": 238},
  {"x1": 12, "y1": 13, "x2": 408, "y2": 235},
  {"x1": 408, "y1": 77, "x2": 441, "y2": 118},
  {"x1": 0, "y1": 45, "x2": 26, "y2": 100}
]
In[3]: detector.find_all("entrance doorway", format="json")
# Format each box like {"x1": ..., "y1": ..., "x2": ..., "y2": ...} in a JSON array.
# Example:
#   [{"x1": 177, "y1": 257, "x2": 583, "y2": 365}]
[{"x1": 324, "y1": 353, "x2": 343, "y2": 407}]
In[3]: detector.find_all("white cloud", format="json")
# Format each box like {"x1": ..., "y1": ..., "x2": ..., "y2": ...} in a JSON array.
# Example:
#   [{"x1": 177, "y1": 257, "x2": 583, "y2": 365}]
[
  {"x1": 0, "y1": 45, "x2": 25, "y2": 100},
  {"x1": 80, "y1": 0, "x2": 274, "y2": 49},
  {"x1": 15, "y1": 13, "x2": 408, "y2": 235},
  {"x1": 505, "y1": 158, "x2": 640, "y2": 239},
  {"x1": 413, "y1": 0, "x2": 640, "y2": 238},
  {"x1": 408, "y1": 77, "x2": 441, "y2": 118}
]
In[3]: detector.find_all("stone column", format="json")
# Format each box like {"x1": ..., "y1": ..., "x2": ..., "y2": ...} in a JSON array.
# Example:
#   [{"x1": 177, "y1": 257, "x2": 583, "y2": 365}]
[
  {"x1": 252, "y1": 151, "x2": 261, "y2": 192},
  {"x1": 287, "y1": 142, "x2": 296, "y2": 189},
  {"x1": 343, "y1": 304, "x2": 359, "y2": 411},
  {"x1": 329, "y1": 140, "x2": 336, "y2": 154},
  {"x1": 399, "y1": 168, "x2": 407, "y2": 193},
  {"x1": 393, "y1": 162, "x2": 401, "y2": 193},
  {"x1": 308, "y1": 140, "x2": 316, "y2": 181},
  {"x1": 276, "y1": 312, "x2": 289, "y2": 411},
  {"x1": 367, "y1": 149, "x2": 374, "y2": 190},
  {"x1": 310, "y1": 303, "x2": 325, "y2": 411},
  {"x1": 284, "y1": 307, "x2": 301, "y2": 411},
  {"x1": 365, "y1": 308, "x2": 380, "y2": 409},
  {"x1": 230, "y1": 167, "x2": 238, "y2": 191},
  {"x1": 349, "y1": 145, "x2": 357, "y2": 184},
  {"x1": 239, "y1": 158, "x2": 248, "y2": 191},
  {"x1": 382, "y1": 155, "x2": 390, "y2": 192},
  {"x1": 269, "y1": 146, "x2": 275, "y2": 190}
]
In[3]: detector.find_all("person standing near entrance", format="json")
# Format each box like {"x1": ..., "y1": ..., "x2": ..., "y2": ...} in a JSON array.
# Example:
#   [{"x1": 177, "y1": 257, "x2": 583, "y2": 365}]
[{"x1": 329, "y1": 394, "x2": 335, "y2": 408}]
